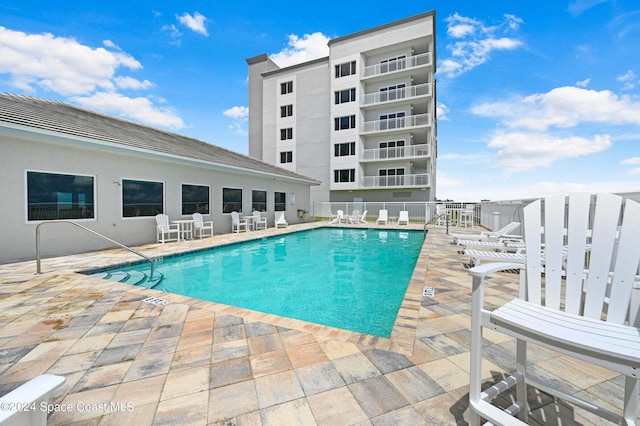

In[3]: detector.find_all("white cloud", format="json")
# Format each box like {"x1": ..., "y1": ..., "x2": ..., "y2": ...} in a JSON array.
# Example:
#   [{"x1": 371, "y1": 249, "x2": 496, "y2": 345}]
[
  {"x1": 0, "y1": 26, "x2": 141, "y2": 96},
  {"x1": 622, "y1": 156, "x2": 640, "y2": 174},
  {"x1": 439, "y1": 13, "x2": 523, "y2": 78},
  {"x1": 576, "y1": 78, "x2": 591, "y2": 87},
  {"x1": 617, "y1": 69, "x2": 637, "y2": 90},
  {"x1": 162, "y1": 24, "x2": 182, "y2": 44},
  {"x1": 223, "y1": 106, "x2": 248, "y2": 136},
  {"x1": 472, "y1": 86, "x2": 640, "y2": 131},
  {"x1": 73, "y1": 92, "x2": 185, "y2": 129},
  {"x1": 270, "y1": 32, "x2": 330, "y2": 68},
  {"x1": 487, "y1": 132, "x2": 611, "y2": 173},
  {"x1": 436, "y1": 102, "x2": 450, "y2": 121},
  {"x1": 176, "y1": 12, "x2": 208, "y2": 36},
  {"x1": 568, "y1": 0, "x2": 609, "y2": 16},
  {"x1": 114, "y1": 76, "x2": 154, "y2": 90}
]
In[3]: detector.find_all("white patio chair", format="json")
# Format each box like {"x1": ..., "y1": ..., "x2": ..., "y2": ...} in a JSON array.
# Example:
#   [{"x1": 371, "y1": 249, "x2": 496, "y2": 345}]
[
  {"x1": 358, "y1": 210, "x2": 368, "y2": 224},
  {"x1": 457, "y1": 239, "x2": 525, "y2": 252},
  {"x1": 347, "y1": 209, "x2": 361, "y2": 224},
  {"x1": 252, "y1": 210, "x2": 267, "y2": 230},
  {"x1": 230, "y1": 211, "x2": 248, "y2": 233},
  {"x1": 275, "y1": 211, "x2": 288, "y2": 228},
  {"x1": 435, "y1": 204, "x2": 449, "y2": 226},
  {"x1": 329, "y1": 210, "x2": 344, "y2": 224},
  {"x1": 192, "y1": 212, "x2": 213, "y2": 238},
  {"x1": 468, "y1": 193, "x2": 640, "y2": 425},
  {"x1": 451, "y1": 222, "x2": 521, "y2": 243},
  {"x1": 155, "y1": 213, "x2": 179, "y2": 243},
  {"x1": 458, "y1": 204, "x2": 475, "y2": 227},
  {"x1": 377, "y1": 209, "x2": 388, "y2": 225},
  {"x1": 0, "y1": 374, "x2": 65, "y2": 425},
  {"x1": 398, "y1": 210, "x2": 410, "y2": 225}
]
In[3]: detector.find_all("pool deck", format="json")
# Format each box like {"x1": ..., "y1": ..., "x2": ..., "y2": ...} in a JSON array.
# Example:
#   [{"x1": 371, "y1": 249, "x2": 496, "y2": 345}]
[{"x1": 0, "y1": 222, "x2": 634, "y2": 425}]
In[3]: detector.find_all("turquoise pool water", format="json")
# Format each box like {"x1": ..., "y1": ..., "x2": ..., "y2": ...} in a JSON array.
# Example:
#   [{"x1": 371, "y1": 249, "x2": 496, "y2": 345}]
[{"x1": 106, "y1": 228, "x2": 424, "y2": 337}]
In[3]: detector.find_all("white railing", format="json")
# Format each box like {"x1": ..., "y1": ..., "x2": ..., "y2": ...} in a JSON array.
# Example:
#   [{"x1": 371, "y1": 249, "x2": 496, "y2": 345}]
[
  {"x1": 361, "y1": 173, "x2": 430, "y2": 188},
  {"x1": 362, "y1": 144, "x2": 430, "y2": 161},
  {"x1": 362, "y1": 83, "x2": 431, "y2": 106},
  {"x1": 362, "y1": 113, "x2": 431, "y2": 133},
  {"x1": 363, "y1": 52, "x2": 432, "y2": 78}
]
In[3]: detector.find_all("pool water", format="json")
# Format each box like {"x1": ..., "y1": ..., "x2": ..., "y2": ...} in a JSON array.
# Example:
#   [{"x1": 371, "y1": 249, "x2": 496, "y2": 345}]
[{"x1": 114, "y1": 228, "x2": 424, "y2": 337}]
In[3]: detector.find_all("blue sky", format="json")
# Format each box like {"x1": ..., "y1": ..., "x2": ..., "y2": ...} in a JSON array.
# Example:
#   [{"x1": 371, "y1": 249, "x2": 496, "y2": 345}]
[{"x1": 1, "y1": 0, "x2": 638, "y2": 201}]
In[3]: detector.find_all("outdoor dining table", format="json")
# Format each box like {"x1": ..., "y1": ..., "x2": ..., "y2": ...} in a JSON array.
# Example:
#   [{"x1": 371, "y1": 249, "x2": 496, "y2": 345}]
[
  {"x1": 171, "y1": 219, "x2": 195, "y2": 241},
  {"x1": 242, "y1": 215, "x2": 255, "y2": 231}
]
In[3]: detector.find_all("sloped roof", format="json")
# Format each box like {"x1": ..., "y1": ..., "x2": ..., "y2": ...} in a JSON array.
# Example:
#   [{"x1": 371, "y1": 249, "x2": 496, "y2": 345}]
[{"x1": 0, "y1": 93, "x2": 319, "y2": 184}]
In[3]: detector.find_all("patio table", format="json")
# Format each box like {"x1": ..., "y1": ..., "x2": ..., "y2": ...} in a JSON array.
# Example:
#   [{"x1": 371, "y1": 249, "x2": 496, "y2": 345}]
[{"x1": 171, "y1": 219, "x2": 195, "y2": 241}]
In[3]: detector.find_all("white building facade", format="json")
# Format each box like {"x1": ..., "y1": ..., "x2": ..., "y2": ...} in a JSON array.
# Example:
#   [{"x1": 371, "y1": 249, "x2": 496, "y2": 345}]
[{"x1": 247, "y1": 11, "x2": 437, "y2": 209}]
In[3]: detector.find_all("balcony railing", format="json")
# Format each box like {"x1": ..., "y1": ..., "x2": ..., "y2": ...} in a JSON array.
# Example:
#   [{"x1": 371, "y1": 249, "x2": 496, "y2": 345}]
[
  {"x1": 361, "y1": 173, "x2": 430, "y2": 188},
  {"x1": 362, "y1": 83, "x2": 431, "y2": 106},
  {"x1": 361, "y1": 143, "x2": 430, "y2": 161},
  {"x1": 362, "y1": 113, "x2": 431, "y2": 134},
  {"x1": 363, "y1": 52, "x2": 432, "y2": 78}
]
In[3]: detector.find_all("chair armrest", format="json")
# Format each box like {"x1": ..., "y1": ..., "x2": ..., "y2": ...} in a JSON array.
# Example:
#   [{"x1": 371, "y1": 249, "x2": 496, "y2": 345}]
[
  {"x1": 0, "y1": 374, "x2": 65, "y2": 422},
  {"x1": 468, "y1": 262, "x2": 524, "y2": 279}
]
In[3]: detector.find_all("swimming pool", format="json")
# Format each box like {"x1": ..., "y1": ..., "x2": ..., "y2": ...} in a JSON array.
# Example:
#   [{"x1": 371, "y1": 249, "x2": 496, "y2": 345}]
[{"x1": 94, "y1": 227, "x2": 424, "y2": 337}]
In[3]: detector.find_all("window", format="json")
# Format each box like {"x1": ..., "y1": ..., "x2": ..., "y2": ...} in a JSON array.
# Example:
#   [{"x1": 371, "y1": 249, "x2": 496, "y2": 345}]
[
  {"x1": 252, "y1": 190, "x2": 267, "y2": 212},
  {"x1": 222, "y1": 188, "x2": 242, "y2": 213},
  {"x1": 334, "y1": 115, "x2": 356, "y2": 131},
  {"x1": 280, "y1": 81, "x2": 293, "y2": 94},
  {"x1": 379, "y1": 112, "x2": 406, "y2": 130},
  {"x1": 380, "y1": 55, "x2": 407, "y2": 73},
  {"x1": 182, "y1": 184, "x2": 209, "y2": 215},
  {"x1": 379, "y1": 168, "x2": 405, "y2": 186},
  {"x1": 280, "y1": 151, "x2": 293, "y2": 163},
  {"x1": 335, "y1": 61, "x2": 356, "y2": 78},
  {"x1": 274, "y1": 192, "x2": 286, "y2": 211},
  {"x1": 280, "y1": 128, "x2": 293, "y2": 140},
  {"x1": 122, "y1": 179, "x2": 163, "y2": 217},
  {"x1": 334, "y1": 88, "x2": 356, "y2": 104},
  {"x1": 379, "y1": 140, "x2": 405, "y2": 158},
  {"x1": 379, "y1": 83, "x2": 406, "y2": 102},
  {"x1": 334, "y1": 142, "x2": 356, "y2": 157},
  {"x1": 26, "y1": 171, "x2": 95, "y2": 221},
  {"x1": 333, "y1": 169, "x2": 355, "y2": 183},
  {"x1": 280, "y1": 104, "x2": 293, "y2": 117}
]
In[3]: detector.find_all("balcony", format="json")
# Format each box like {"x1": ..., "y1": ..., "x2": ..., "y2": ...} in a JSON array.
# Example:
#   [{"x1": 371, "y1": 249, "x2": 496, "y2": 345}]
[
  {"x1": 363, "y1": 52, "x2": 432, "y2": 79},
  {"x1": 362, "y1": 83, "x2": 431, "y2": 107},
  {"x1": 362, "y1": 113, "x2": 431, "y2": 134},
  {"x1": 361, "y1": 143, "x2": 430, "y2": 161},
  {"x1": 361, "y1": 173, "x2": 430, "y2": 188}
]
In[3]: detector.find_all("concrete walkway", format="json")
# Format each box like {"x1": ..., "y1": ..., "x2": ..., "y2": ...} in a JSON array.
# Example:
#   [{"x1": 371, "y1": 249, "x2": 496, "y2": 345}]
[{"x1": 0, "y1": 223, "x2": 632, "y2": 425}]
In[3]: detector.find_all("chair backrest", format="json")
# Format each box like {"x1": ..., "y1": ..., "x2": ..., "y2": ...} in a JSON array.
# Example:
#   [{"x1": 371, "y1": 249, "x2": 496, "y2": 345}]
[
  {"x1": 379, "y1": 209, "x2": 388, "y2": 219},
  {"x1": 464, "y1": 204, "x2": 475, "y2": 213},
  {"x1": 155, "y1": 214, "x2": 169, "y2": 230},
  {"x1": 361, "y1": 210, "x2": 368, "y2": 220},
  {"x1": 253, "y1": 210, "x2": 262, "y2": 221},
  {"x1": 230, "y1": 211, "x2": 240, "y2": 223},
  {"x1": 192, "y1": 212, "x2": 203, "y2": 228},
  {"x1": 337, "y1": 210, "x2": 344, "y2": 218},
  {"x1": 275, "y1": 211, "x2": 286, "y2": 223},
  {"x1": 493, "y1": 222, "x2": 520, "y2": 236},
  {"x1": 523, "y1": 193, "x2": 640, "y2": 325},
  {"x1": 399, "y1": 211, "x2": 409, "y2": 221}
]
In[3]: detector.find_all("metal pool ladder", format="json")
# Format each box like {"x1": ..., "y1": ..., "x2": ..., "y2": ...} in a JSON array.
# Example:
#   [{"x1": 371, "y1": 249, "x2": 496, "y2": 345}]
[{"x1": 35, "y1": 220, "x2": 155, "y2": 279}]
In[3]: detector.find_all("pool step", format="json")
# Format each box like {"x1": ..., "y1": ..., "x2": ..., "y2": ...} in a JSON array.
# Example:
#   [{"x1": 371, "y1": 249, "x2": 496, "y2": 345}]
[{"x1": 90, "y1": 270, "x2": 163, "y2": 288}]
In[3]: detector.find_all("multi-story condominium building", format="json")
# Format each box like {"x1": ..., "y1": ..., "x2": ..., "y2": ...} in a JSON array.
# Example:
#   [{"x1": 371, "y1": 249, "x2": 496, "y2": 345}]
[{"x1": 247, "y1": 10, "x2": 436, "y2": 209}]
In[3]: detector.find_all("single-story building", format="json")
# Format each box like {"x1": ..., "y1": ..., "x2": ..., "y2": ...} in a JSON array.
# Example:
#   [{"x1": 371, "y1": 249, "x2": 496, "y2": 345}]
[{"x1": 0, "y1": 93, "x2": 319, "y2": 263}]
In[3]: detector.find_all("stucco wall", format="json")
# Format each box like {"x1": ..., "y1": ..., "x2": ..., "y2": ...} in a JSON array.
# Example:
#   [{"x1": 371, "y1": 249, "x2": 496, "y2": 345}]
[{"x1": 0, "y1": 133, "x2": 313, "y2": 263}]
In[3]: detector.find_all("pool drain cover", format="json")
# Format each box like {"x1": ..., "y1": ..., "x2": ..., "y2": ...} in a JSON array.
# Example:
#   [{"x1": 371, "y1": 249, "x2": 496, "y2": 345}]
[
  {"x1": 143, "y1": 296, "x2": 172, "y2": 306},
  {"x1": 423, "y1": 287, "x2": 435, "y2": 297}
]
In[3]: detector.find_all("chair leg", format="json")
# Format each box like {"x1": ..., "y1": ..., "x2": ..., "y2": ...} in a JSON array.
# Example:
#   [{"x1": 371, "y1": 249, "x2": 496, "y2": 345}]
[
  {"x1": 515, "y1": 339, "x2": 528, "y2": 422},
  {"x1": 623, "y1": 376, "x2": 639, "y2": 426},
  {"x1": 469, "y1": 275, "x2": 484, "y2": 426}
]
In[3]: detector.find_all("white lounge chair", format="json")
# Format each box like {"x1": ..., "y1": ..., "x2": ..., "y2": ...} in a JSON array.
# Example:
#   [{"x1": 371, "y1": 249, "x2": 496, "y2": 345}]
[
  {"x1": 468, "y1": 193, "x2": 640, "y2": 425},
  {"x1": 192, "y1": 212, "x2": 213, "y2": 238},
  {"x1": 451, "y1": 222, "x2": 521, "y2": 244},
  {"x1": 464, "y1": 248, "x2": 526, "y2": 266},
  {"x1": 398, "y1": 210, "x2": 409, "y2": 225},
  {"x1": 329, "y1": 210, "x2": 344, "y2": 224},
  {"x1": 155, "y1": 213, "x2": 180, "y2": 243},
  {"x1": 252, "y1": 210, "x2": 267, "y2": 230},
  {"x1": 0, "y1": 374, "x2": 65, "y2": 425},
  {"x1": 377, "y1": 209, "x2": 388, "y2": 225},
  {"x1": 457, "y1": 239, "x2": 525, "y2": 252},
  {"x1": 275, "y1": 211, "x2": 288, "y2": 228},
  {"x1": 230, "y1": 211, "x2": 248, "y2": 233}
]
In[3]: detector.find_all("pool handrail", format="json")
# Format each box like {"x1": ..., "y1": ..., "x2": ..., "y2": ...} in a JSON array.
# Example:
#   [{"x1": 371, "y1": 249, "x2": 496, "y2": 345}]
[{"x1": 35, "y1": 220, "x2": 155, "y2": 279}]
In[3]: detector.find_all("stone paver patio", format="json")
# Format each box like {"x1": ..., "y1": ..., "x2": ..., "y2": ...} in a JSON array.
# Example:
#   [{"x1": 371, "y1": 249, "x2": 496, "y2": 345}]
[{"x1": 0, "y1": 222, "x2": 634, "y2": 425}]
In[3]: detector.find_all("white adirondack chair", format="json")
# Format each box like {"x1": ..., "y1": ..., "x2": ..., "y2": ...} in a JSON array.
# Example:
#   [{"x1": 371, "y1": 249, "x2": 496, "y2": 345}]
[
  {"x1": 0, "y1": 374, "x2": 65, "y2": 425},
  {"x1": 155, "y1": 213, "x2": 179, "y2": 243},
  {"x1": 468, "y1": 193, "x2": 640, "y2": 425}
]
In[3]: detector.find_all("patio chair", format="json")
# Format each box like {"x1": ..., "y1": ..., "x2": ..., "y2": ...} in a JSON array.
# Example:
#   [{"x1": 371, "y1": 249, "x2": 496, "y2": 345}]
[
  {"x1": 252, "y1": 210, "x2": 267, "y2": 230},
  {"x1": 457, "y1": 204, "x2": 475, "y2": 227},
  {"x1": 451, "y1": 222, "x2": 521, "y2": 244},
  {"x1": 377, "y1": 209, "x2": 388, "y2": 225},
  {"x1": 464, "y1": 248, "x2": 526, "y2": 266},
  {"x1": 230, "y1": 211, "x2": 248, "y2": 233},
  {"x1": 398, "y1": 210, "x2": 410, "y2": 225},
  {"x1": 347, "y1": 209, "x2": 361, "y2": 224},
  {"x1": 357, "y1": 210, "x2": 368, "y2": 224},
  {"x1": 192, "y1": 212, "x2": 213, "y2": 238},
  {"x1": 275, "y1": 211, "x2": 288, "y2": 228},
  {"x1": 329, "y1": 210, "x2": 344, "y2": 224},
  {"x1": 156, "y1": 213, "x2": 180, "y2": 243},
  {"x1": 457, "y1": 239, "x2": 525, "y2": 252},
  {"x1": 0, "y1": 374, "x2": 65, "y2": 425},
  {"x1": 468, "y1": 193, "x2": 640, "y2": 425}
]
